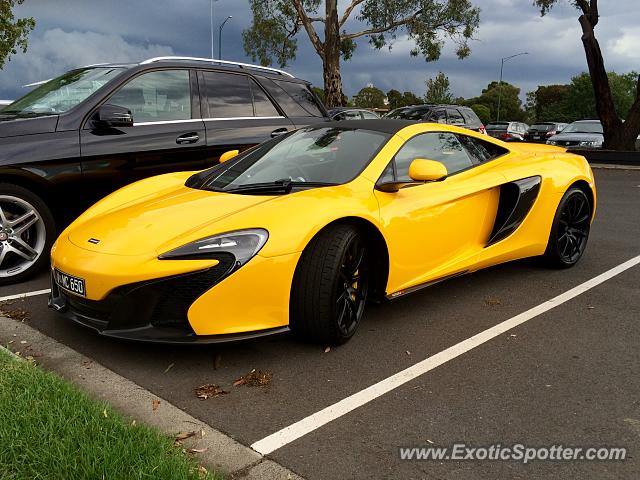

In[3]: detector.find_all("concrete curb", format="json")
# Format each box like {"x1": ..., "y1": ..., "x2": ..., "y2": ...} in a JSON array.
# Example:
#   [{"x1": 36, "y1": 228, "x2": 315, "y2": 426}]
[{"x1": 0, "y1": 317, "x2": 304, "y2": 480}]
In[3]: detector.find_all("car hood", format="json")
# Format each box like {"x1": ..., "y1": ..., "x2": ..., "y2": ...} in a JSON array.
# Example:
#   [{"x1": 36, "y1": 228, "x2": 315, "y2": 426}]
[
  {"x1": 548, "y1": 132, "x2": 603, "y2": 142},
  {"x1": 0, "y1": 114, "x2": 59, "y2": 138},
  {"x1": 68, "y1": 185, "x2": 278, "y2": 256}
]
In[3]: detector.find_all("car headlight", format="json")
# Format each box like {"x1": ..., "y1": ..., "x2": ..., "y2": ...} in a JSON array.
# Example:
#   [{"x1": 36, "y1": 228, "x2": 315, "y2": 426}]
[
  {"x1": 546, "y1": 140, "x2": 558, "y2": 145},
  {"x1": 158, "y1": 229, "x2": 268, "y2": 266},
  {"x1": 578, "y1": 140, "x2": 602, "y2": 148}
]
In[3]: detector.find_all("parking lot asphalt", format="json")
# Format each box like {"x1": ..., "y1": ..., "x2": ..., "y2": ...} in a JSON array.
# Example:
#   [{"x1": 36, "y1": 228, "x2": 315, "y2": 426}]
[{"x1": 1, "y1": 168, "x2": 639, "y2": 479}]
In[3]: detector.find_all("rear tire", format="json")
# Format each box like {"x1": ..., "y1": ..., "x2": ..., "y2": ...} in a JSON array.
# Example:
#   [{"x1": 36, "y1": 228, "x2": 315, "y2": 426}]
[
  {"x1": 290, "y1": 224, "x2": 370, "y2": 345},
  {"x1": 543, "y1": 187, "x2": 591, "y2": 269},
  {"x1": 0, "y1": 183, "x2": 55, "y2": 285}
]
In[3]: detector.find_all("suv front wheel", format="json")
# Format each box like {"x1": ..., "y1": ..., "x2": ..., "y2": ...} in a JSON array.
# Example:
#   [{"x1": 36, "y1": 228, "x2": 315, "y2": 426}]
[{"x1": 0, "y1": 183, "x2": 55, "y2": 285}]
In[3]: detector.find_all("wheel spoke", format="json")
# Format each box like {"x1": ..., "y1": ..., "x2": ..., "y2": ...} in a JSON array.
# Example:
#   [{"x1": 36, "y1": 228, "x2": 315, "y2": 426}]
[
  {"x1": 0, "y1": 248, "x2": 7, "y2": 268},
  {"x1": 11, "y1": 238, "x2": 38, "y2": 260},
  {"x1": 0, "y1": 206, "x2": 8, "y2": 227},
  {"x1": 11, "y1": 210, "x2": 39, "y2": 234}
]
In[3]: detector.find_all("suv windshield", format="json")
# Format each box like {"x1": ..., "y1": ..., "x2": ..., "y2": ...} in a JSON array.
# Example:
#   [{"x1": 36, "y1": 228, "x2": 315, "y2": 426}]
[
  {"x1": 562, "y1": 122, "x2": 603, "y2": 134},
  {"x1": 3, "y1": 67, "x2": 124, "y2": 115},
  {"x1": 200, "y1": 127, "x2": 390, "y2": 193}
]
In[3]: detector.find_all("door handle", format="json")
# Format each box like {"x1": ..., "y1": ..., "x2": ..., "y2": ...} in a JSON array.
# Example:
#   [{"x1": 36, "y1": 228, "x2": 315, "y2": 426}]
[
  {"x1": 176, "y1": 133, "x2": 199, "y2": 144},
  {"x1": 271, "y1": 128, "x2": 288, "y2": 138}
]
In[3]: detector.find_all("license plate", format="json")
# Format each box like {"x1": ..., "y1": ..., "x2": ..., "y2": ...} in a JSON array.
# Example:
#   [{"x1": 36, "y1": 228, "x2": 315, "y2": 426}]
[
  {"x1": 54, "y1": 269, "x2": 86, "y2": 297},
  {"x1": 533, "y1": 136, "x2": 540, "y2": 140}
]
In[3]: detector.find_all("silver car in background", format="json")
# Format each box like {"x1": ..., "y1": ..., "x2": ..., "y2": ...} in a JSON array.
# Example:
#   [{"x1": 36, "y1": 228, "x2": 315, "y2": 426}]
[{"x1": 547, "y1": 120, "x2": 603, "y2": 148}]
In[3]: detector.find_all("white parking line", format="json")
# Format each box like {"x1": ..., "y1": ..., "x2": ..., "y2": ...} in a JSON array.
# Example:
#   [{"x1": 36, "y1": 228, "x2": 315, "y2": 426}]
[
  {"x1": 0, "y1": 289, "x2": 51, "y2": 303},
  {"x1": 251, "y1": 255, "x2": 640, "y2": 456}
]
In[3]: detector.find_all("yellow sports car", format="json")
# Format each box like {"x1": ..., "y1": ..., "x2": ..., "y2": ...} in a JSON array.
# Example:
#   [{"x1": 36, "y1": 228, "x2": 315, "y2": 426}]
[{"x1": 49, "y1": 120, "x2": 596, "y2": 345}]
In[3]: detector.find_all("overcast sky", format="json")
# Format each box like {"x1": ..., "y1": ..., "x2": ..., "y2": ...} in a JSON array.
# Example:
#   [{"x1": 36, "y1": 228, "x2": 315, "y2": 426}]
[{"x1": 1, "y1": 0, "x2": 639, "y2": 102}]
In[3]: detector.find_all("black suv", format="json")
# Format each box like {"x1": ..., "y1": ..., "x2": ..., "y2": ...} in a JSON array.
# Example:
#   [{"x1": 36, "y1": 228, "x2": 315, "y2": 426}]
[
  {"x1": 0, "y1": 56, "x2": 327, "y2": 284},
  {"x1": 383, "y1": 104, "x2": 487, "y2": 134}
]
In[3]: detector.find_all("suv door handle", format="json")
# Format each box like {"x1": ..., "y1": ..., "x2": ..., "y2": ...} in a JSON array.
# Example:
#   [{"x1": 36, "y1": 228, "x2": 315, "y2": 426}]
[
  {"x1": 176, "y1": 133, "x2": 199, "y2": 144},
  {"x1": 271, "y1": 128, "x2": 288, "y2": 138}
]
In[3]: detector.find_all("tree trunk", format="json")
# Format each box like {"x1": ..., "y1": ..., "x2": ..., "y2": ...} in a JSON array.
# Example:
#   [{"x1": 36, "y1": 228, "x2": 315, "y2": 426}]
[
  {"x1": 323, "y1": 0, "x2": 345, "y2": 107},
  {"x1": 578, "y1": 14, "x2": 640, "y2": 151}
]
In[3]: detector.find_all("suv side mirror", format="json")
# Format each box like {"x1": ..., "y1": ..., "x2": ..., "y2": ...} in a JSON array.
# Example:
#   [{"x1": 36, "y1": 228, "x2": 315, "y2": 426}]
[{"x1": 94, "y1": 104, "x2": 133, "y2": 128}]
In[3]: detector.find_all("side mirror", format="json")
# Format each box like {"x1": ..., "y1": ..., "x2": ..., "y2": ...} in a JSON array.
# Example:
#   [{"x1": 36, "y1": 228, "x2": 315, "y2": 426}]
[
  {"x1": 377, "y1": 159, "x2": 448, "y2": 193},
  {"x1": 408, "y1": 159, "x2": 448, "y2": 182},
  {"x1": 94, "y1": 104, "x2": 133, "y2": 128},
  {"x1": 219, "y1": 149, "x2": 240, "y2": 163}
]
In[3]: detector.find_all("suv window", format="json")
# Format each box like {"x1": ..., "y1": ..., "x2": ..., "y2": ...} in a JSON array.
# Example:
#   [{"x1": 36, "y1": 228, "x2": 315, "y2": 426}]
[
  {"x1": 262, "y1": 79, "x2": 324, "y2": 117},
  {"x1": 457, "y1": 135, "x2": 508, "y2": 163},
  {"x1": 394, "y1": 132, "x2": 474, "y2": 181},
  {"x1": 249, "y1": 78, "x2": 280, "y2": 117},
  {"x1": 429, "y1": 109, "x2": 447, "y2": 123},
  {"x1": 202, "y1": 71, "x2": 254, "y2": 118},
  {"x1": 109, "y1": 70, "x2": 191, "y2": 123},
  {"x1": 460, "y1": 108, "x2": 480, "y2": 127},
  {"x1": 446, "y1": 108, "x2": 465, "y2": 126}
]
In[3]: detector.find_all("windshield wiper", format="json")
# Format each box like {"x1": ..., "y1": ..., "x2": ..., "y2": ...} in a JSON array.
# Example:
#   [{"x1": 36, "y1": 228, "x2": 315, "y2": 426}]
[{"x1": 208, "y1": 180, "x2": 338, "y2": 195}]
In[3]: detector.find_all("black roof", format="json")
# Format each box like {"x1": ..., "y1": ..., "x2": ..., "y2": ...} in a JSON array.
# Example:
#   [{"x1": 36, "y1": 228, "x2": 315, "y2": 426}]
[{"x1": 311, "y1": 119, "x2": 418, "y2": 134}]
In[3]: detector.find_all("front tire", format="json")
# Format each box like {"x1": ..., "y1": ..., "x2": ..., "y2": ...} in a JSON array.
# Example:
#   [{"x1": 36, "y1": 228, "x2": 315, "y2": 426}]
[
  {"x1": 543, "y1": 187, "x2": 591, "y2": 269},
  {"x1": 0, "y1": 183, "x2": 55, "y2": 285},
  {"x1": 290, "y1": 224, "x2": 370, "y2": 345}
]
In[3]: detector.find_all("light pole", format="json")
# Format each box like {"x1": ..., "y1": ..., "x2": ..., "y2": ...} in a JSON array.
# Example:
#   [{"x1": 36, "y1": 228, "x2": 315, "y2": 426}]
[
  {"x1": 218, "y1": 16, "x2": 232, "y2": 60},
  {"x1": 210, "y1": 0, "x2": 219, "y2": 59},
  {"x1": 496, "y1": 52, "x2": 528, "y2": 121}
]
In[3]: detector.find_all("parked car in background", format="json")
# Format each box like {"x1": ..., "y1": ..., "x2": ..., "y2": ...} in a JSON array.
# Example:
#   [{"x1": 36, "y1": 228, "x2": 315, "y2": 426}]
[
  {"x1": 384, "y1": 104, "x2": 487, "y2": 134},
  {"x1": 546, "y1": 120, "x2": 603, "y2": 148},
  {"x1": 327, "y1": 107, "x2": 380, "y2": 120},
  {"x1": 0, "y1": 56, "x2": 328, "y2": 284},
  {"x1": 486, "y1": 121, "x2": 529, "y2": 141},
  {"x1": 525, "y1": 122, "x2": 568, "y2": 143}
]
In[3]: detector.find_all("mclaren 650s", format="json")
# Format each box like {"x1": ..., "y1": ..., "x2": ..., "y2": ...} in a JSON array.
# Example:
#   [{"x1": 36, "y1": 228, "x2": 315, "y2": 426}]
[{"x1": 49, "y1": 120, "x2": 596, "y2": 345}]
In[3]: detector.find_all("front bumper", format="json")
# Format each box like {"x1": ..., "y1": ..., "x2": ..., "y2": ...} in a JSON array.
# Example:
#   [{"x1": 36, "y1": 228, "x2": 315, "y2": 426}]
[{"x1": 48, "y1": 255, "x2": 289, "y2": 344}]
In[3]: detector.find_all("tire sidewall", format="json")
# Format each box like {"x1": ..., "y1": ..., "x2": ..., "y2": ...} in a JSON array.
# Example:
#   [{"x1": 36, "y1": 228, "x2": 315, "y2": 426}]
[
  {"x1": 545, "y1": 187, "x2": 591, "y2": 268},
  {"x1": 0, "y1": 183, "x2": 56, "y2": 285}
]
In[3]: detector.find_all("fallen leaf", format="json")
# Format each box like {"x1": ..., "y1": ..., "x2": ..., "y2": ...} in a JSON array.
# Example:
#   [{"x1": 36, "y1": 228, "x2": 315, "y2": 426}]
[
  {"x1": 102, "y1": 408, "x2": 108, "y2": 418},
  {"x1": 200, "y1": 428, "x2": 206, "y2": 438},
  {"x1": 187, "y1": 447, "x2": 209, "y2": 454},
  {"x1": 234, "y1": 369, "x2": 273, "y2": 387},
  {"x1": 131, "y1": 420, "x2": 136, "y2": 426},
  {"x1": 587, "y1": 306, "x2": 595, "y2": 310},
  {"x1": 426, "y1": 439, "x2": 434, "y2": 444},
  {"x1": 195, "y1": 384, "x2": 228, "y2": 400},
  {"x1": 164, "y1": 363, "x2": 175, "y2": 373},
  {"x1": 19, "y1": 340, "x2": 27, "y2": 345},
  {"x1": 485, "y1": 297, "x2": 502, "y2": 307},
  {"x1": 324, "y1": 346, "x2": 331, "y2": 353},
  {"x1": 152, "y1": 400, "x2": 161, "y2": 411},
  {"x1": 175, "y1": 431, "x2": 197, "y2": 442},
  {"x1": 406, "y1": 350, "x2": 411, "y2": 356}
]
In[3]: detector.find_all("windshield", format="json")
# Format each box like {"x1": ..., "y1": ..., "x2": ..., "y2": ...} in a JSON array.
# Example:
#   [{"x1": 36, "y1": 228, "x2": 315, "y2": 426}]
[
  {"x1": 530, "y1": 123, "x2": 556, "y2": 132},
  {"x1": 562, "y1": 122, "x2": 603, "y2": 134},
  {"x1": 387, "y1": 108, "x2": 428, "y2": 120},
  {"x1": 3, "y1": 67, "x2": 124, "y2": 115},
  {"x1": 200, "y1": 127, "x2": 390, "y2": 193}
]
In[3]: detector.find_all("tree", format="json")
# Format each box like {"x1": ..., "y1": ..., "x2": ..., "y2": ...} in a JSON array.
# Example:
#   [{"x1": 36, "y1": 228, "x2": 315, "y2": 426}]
[
  {"x1": 386, "y1": 89, "x2": 404, "y2": 110},
  {"x1": 527, "y1": 84, "x2": 572, "y2": 123},
  {"x1": 535, "y1": 0, "x2": 640, "y2": 150},
  {"x1": 243, "y1": 0, "x2": 480, "y2": 107},
  {"x1": 470, "y1": 103, "x2": 491, "y2": 125},
  {"x1": 311, "y1": 86, "x2": 325, "y2": 105},
  {"x1": 0, "y1": 0, "x2": 35, "y2": 69},
  {"x1": 425, "y1": 72, "x2": 453, "y2": 104},
  {"x1": 353, "y1": 86, "x2": 385, "y2": 108},
  {"x1": 402, "y1": 91, "x2": 423, "y2": 106},
  {"x1": 464, "y1": 81, "x2": 525, "y2": 121}
]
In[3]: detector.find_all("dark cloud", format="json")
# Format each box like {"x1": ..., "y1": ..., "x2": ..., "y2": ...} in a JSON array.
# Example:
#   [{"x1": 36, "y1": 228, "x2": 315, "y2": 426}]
[{"x1": 1, "y1": 0, "x2": 638, "y2": 102}]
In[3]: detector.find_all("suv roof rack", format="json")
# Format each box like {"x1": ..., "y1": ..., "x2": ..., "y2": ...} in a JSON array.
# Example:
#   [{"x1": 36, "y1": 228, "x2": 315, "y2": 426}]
[{"x1": 140, "y1": 56, "x2": 295, "y2": 78}]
